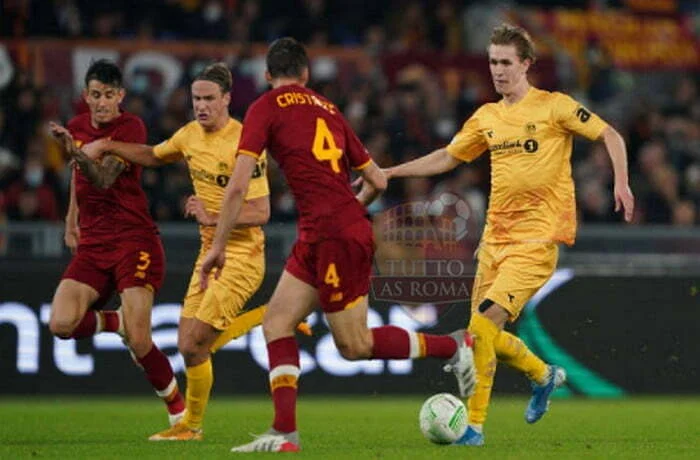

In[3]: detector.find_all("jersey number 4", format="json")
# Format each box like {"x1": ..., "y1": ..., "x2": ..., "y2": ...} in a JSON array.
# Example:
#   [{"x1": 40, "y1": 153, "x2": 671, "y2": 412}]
[{"x1": 312, "y1": 117, "x2": 343, "y2": 173}]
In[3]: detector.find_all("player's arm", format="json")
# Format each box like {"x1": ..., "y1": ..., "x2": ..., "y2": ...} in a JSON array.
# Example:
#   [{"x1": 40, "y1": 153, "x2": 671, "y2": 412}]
[
  {"x1": 235, "y1": 196, "x2": 270, "y2": 226},
  {"x1": 386, "y1": 114, "x2": 486, "y2": 179},
  {"x1": 384, "y1": 147, "x2": 460, "y2": 179},
  {"x1": 599, "y1": 125, "x2": 634, "y2": 222},
  {"x1": 82, "y1": 139, "x2": 168, "y2": 167},
  {"x1": 49, "y1": 122, "x2": 126, "y2": 189},
  {"x1": 199, "y1": 97, "x2": 271, "y2": 288},
  {"x1": 185, "y1": 194, "x2": 270, "y2": 227},
  {"x1": 211, "y1": 154, "x2": 258, "y2": 249},
  {"x1": 355, "y1": 160, "x2": 387, "y2": 206},
  {"x1": 64, "y1": 171, "x2": 79, "y2": 253},
  {"x1": 554, "y1": 95, "x2": 634, "y2": 222}
]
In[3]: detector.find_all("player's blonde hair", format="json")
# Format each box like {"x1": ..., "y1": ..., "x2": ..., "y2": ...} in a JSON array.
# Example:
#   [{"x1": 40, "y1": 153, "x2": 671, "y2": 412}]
[
  {"x1": 490, "y1": 23, "x2": 536, "y2": 64},
  {"x1": 195, "y1": 62, "x2": 232, "y2": 94}
]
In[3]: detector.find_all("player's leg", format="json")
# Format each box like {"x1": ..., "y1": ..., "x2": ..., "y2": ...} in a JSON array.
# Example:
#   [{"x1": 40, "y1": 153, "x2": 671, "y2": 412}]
[
  {"x1": 503, "y1": 243, "x2": 566, "y2": 424},
  {"x1": 148, "y1": 315, "x2": 215, "y2": 441},
  {"x1": 209, "y1": 305, "x2": 266, "y2": 353},
  {"x1": 120, "y1": 285, "x2": 185, "y2": 425},
  {"x1": 492, "y1": 243, "x2": 558, "y2": 385},
  {"x1": 320, "y1": 229, "x2": 472, "y2": 372},
  {"x1": 458, "y1": 243, "x2": 565, "y2": 445},
  {"x1": 495, "y1": 330, "x2": 549, "y2": 383},
  {"x1": 210, "y1": 305, "x2": 312, "y2": 352},
  {"x1": 49, "y1": 279, "x2": 99, "y2": 337},
  {"x1": 324, "y1": 295, "x2": 467, "y2": 362},
  {"x1": 116, "y1": 236, "x2": 185, "y2": 427},
  {"x1": 454, "y1": 243, "x2": 503, "y2": 446},
  {"x1": 49, "y1": 252, "x2": 121, "y2": 338},
  {"x1": 230, "y1": 269, "x2": 316, "y2": 453}
]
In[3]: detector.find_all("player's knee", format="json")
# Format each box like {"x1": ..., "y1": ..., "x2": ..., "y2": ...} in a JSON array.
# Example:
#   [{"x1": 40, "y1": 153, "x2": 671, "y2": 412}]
[
  {"x1": 262, "y1": 311, "x2": 295, "y2": 339},
  {"x1": 178, "y1": 336, "x2": 208, "y2": 364},
  {"x1": 126, "y1": 328, "x2": 153, "y2": 357},
  {"x1": 48, "y1": 313, "x2": 78, "y2": 338},
  {"x1": 335, "y1": 335, "x2": 372, "y2": 361}
]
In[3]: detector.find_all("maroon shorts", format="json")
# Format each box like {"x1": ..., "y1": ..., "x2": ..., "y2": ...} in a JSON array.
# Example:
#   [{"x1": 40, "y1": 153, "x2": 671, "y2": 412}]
[
  {"x1": 62, "y1": 234, "x2": 165, "y2": 306},
  {"x1": 285, "y1": 219, "x2": 374, "y2": 313}
]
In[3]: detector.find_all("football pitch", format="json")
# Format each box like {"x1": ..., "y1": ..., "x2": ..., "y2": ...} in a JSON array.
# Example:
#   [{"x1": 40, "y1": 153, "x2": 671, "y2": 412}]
[{"x1": 2, "y1": 396, "x2": 699, "y2": 459}]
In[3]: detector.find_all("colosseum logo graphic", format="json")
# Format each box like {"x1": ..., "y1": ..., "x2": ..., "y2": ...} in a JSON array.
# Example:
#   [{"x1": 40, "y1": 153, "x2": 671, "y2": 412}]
[{"x1": 371, "y1": 193, "x2": 479, "y2": 305}]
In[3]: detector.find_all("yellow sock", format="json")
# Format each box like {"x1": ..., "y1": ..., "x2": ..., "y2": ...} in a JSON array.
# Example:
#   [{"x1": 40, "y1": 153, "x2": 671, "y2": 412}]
[
  {"x1": 495, "y1": 330, "x2": 549, "y2": 384},
  {"x1": 467, "y1": 313, "x2": 500, "y2": 426},
  {"x1": 210, "y1": 306, "x2": 267, "y2": 353},
  {"x1": 183, "y1": 358, "x2": 213, "y2": 430}
]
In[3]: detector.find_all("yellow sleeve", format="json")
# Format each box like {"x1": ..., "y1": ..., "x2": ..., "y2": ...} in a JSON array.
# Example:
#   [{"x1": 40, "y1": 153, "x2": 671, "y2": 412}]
[
  {"x1": 152, "y1": 126, "x2": 187, "y2": 162},
  {"x1": 552, "y1": 92, "x2": 608, "y2": 141},
  {"x1": 245, "y1": 151, "x2": 270, "y2": 200},
  {"x1": 445, "y1": 110, "x2": 489, "y2": 162}
]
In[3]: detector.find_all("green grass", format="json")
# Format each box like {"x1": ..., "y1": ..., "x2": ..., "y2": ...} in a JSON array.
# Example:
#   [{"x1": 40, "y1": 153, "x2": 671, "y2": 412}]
[{"x1": 1, "y1": 396, "x2": 699, "y2": 459}]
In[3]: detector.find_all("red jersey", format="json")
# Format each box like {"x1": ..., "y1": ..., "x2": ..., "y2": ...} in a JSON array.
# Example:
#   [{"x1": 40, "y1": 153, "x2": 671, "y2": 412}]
[
  {"x1": 67, "y1": 112, "x2": 157, "y2": 244},
  {"x1": 238, "y1": 85, "x2": 372, "y2": 241}
]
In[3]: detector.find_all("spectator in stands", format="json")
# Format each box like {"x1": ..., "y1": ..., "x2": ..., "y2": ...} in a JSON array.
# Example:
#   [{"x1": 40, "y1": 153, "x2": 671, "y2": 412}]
[
  {"x1": 3, "y1": 146, "x2": 61, "y2": 221},
  {"x1": 1, "y1": 1, "x2": 698, "y2": 228}
]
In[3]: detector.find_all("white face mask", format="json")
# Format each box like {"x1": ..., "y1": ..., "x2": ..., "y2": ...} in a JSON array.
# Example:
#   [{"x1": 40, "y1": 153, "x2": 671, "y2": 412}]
[{"x1": 25, "y1": 167, "x2": 44, "y2": 188}]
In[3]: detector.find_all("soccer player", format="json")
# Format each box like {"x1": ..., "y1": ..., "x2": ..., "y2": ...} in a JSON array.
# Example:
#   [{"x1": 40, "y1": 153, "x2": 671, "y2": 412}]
[
  {"x1": 199, "y1": 37, "x2": 477, "y2": 453},
  {"x1": 383, "y1": 24, "x2": 635, "y2": 445},
  {"x1": 48, "y1": 60, "x2": 185, "y2": 427},
  {"x1": 81, "y1": 62, "x2": 276, "y2": 441}
]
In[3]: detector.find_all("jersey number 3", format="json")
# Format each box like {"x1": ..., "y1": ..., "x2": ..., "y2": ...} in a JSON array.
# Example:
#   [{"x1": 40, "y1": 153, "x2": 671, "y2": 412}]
[{"x1": 312, "y1": 117, "x2": 343, "y2": 173}]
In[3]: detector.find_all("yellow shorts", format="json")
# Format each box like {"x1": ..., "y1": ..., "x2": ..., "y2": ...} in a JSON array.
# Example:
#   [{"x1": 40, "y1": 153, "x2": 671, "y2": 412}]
[
  {"x1": 182, "y1": 241, "x2": 265, "y2": 331},
  {"x1": 470, "y1": 242, "x2": 558, "y2": 320}
]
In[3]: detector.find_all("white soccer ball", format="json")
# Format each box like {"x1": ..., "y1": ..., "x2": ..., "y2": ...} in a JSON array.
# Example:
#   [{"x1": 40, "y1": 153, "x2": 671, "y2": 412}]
[{"x1": 418, "y1": 393, "x2": 467, "y2": 444}]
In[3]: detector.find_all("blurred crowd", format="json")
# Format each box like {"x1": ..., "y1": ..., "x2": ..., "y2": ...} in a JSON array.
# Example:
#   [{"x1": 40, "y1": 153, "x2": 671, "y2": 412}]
[{"x1": 1, "y1": 0, "x2": 699, "y2": 227}]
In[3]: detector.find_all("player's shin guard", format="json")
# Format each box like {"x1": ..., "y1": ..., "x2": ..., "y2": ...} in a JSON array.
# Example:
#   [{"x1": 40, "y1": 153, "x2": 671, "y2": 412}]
[
  {"x1": 495, "y1": 330, "x2": 549, "y2": 384},
  {"x1": 182, "y1": 358, "x2": 213, "y2": 430},
  {"x1": 467, "y1": 314, "x2": 499, "y2": 426},
  {"x1": 210, "y1": 306, "x2": 267, "y2": 353},
  {"x1": 137, "y1": 344, "x2": 185, "y2": 418},
  {"x1": 267, "y1": 337, "x2": 300, "y2": 433},
  {"x1": 370, "y1": 326, "x2": 458, "y2": 359}
]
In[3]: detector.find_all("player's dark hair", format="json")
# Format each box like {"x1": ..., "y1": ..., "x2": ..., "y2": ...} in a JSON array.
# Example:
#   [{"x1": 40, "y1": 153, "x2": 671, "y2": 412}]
[
  {"x1": 490, "y1": 23, "x2": 537, "y2": 64},
  {"x1": 194, "y1": 62, "x2": 232, "y2": 94},
  {"x1": 84, "y1": 59, "x2": 123, "y2": 88},
  {"x1": 266, "y1": 37, "x2": 309, "y2": 79}
]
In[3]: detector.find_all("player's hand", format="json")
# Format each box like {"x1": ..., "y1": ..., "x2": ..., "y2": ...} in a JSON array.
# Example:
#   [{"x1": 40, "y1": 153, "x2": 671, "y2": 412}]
[
  {"x1": 49, "y1": 122, "x2": 75, "y2": 154},
  {"x1": 64, "y1": 225, "x2": 80, "y2": 254},
  {"x1": 351, "y1": 167, "x2": 393, "y2": 188},
  {"x1": 184, "y1": 195, "x2": 215, "y2": 226},
  {"x1": 614, "y1": 182, "x2": 635, "y2": 223},
  {"x1": 199, "y1": 246, "x2": 226, "y2": 291},
  {"x1": 82, "y1": 138, "x2": 109, "y2": 161}
]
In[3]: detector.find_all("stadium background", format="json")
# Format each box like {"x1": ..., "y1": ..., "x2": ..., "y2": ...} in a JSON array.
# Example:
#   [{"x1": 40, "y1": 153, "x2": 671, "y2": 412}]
[{"x1": 1, "y1": 0, "x2": 699, "y2": 398}]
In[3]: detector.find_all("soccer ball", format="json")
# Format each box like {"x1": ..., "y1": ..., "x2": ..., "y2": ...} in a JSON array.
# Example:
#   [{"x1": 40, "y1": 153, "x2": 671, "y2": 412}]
[{"x1": 418, "y1": 393, "x2": 467, "y2": 444}]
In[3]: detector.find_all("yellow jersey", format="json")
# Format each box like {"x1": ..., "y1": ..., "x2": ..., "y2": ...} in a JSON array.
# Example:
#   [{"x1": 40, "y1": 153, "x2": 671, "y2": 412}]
[
  {"x1": 153, "y1": 118, "x2": 269, "y2": 247},
  {"x1": 446, "y1": 87, "x2": 608, "y2": 246}
]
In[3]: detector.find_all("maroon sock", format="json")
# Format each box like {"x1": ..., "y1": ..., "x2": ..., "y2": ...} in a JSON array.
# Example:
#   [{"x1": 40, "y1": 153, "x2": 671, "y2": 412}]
[
  {"x1": 267, "y1": 337, "x2": 300, "y2": 433},
  {"x1": 69, "y1": 311, "x2": 98, "y2": 338},
  {"x1": 136, "y1": 344, "x2": 185, "y2": 415},
  {"x1": 371, "y1": 326, "x2": 458, "y2": 359},
  {"x1": 422, "y1": 334, "x2": 458, "y2": 359},
  {"x1": 102, "y1": 311, "x2": 120, "y2": 333},
  {"x1": 370, "y1": 326, "x2": 410, "y2": 358}
]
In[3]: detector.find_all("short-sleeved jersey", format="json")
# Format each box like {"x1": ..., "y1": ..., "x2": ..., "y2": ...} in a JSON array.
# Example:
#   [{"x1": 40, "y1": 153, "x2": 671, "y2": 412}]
[
  {"x1": 153, "y1": 118, "x2": 269, "y2": 247},
  {"x1": 446, "y1": 87, "x2": 608, "y2": 245},
  {"x1": 237, "y1": 84, "x2": 372, "y2": 242},
  {"x1": 68, "y1": 112, "x2": 157, "y2": 244}
]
